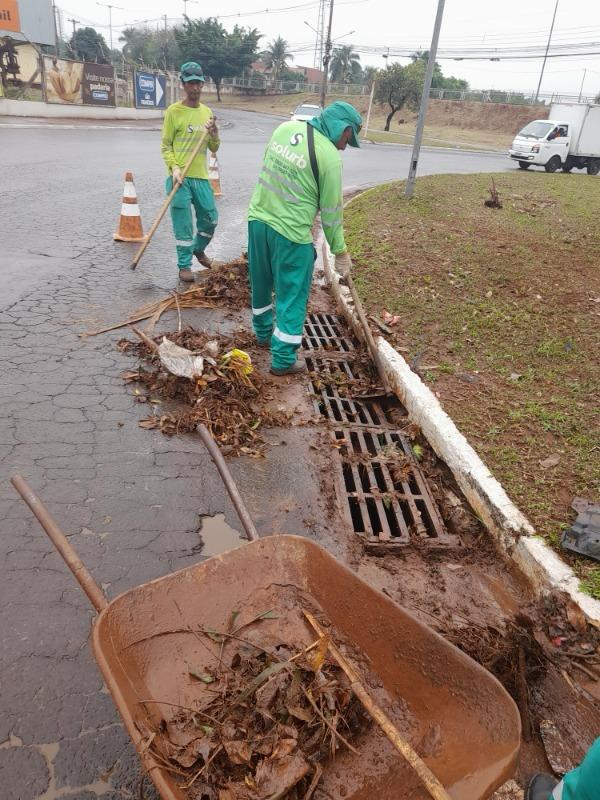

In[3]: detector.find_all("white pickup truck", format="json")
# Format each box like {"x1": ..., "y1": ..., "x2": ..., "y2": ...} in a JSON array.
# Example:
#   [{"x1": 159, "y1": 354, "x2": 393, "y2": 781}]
[{"x1": 509, "y1": 102, "x2": 600, "y2": 175}]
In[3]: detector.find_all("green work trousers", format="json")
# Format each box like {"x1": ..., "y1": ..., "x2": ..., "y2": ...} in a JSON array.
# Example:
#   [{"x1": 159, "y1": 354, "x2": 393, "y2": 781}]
[
  {"x1": 553, "y1": 736, "x2": 600, "y2": 799},
  {"x1": 166, "y1": 176, "x2": 218, "y2": 269},
  {"x1": 248, "y1": 220, "x2": 315, "y2": 370}
]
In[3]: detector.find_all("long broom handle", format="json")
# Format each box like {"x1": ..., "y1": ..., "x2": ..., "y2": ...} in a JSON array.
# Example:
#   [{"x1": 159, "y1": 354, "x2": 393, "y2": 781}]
[
  {"x1": 130, "y1": 126, "x2": 211, "y2": 271},
  {"x1": 345, "y1": 274, "x2": 393, "y2": 395}
]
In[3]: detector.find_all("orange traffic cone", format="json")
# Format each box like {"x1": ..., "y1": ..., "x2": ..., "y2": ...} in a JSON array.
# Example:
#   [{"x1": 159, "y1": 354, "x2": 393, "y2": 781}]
[
  {"x1": 114, "y1": 171, "x2": 145, "y2": 242},
  {"x1": 208, "y1": 153, "x2": 222, "y2": 197}
]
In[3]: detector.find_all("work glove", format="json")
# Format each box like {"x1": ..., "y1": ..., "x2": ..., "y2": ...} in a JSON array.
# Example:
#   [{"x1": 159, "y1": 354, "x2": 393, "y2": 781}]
[
  {"x1": 335, "y1": 251, "x2": 352, "y2": 279},
  {"x1": 172, "y1": 167, "x2": 183, "y2": 185}
]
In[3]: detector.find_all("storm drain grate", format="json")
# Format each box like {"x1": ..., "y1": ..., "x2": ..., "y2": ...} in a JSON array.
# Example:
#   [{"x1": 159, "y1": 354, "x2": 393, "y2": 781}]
[
  {"x1": 303, "y1": 312, "x2": 356, "y2": 353},
  {"x1": 305, "y1": 356, "x2": 391, "y2": 428},
  {"x1": 331, "y1": 427, "x2": 457, "y2": 550}
]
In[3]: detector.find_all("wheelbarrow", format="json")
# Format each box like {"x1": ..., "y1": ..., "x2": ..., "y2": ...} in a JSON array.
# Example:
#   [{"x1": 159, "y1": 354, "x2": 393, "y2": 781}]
[{"x1": 11, "y1": 426, "x2": 521, "y2": 800}]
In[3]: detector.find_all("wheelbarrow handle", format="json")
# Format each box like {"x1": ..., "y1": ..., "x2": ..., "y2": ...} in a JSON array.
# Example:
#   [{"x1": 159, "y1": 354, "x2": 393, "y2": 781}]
[
  {"x1": 196, "y1": 425, "x2": 259, "y2": 542},
  {"x1": 11, "y1": 475, "x2": 108, "y2": 612}
]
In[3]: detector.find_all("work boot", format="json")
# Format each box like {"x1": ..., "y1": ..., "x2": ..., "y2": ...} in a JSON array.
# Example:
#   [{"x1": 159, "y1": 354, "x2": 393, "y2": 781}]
[
  {"x1": 526, "y1": 774, "x2": 559, "y2": 800},
  {"x1": 179, "y1": 268, "x2": 195, "y2": 283},
  {"x1": 194, "y1": 250, "x2": 212, "y2": 269},
  {"x1": 270, "y1": 360, "x2": 307, "y2": 376}
]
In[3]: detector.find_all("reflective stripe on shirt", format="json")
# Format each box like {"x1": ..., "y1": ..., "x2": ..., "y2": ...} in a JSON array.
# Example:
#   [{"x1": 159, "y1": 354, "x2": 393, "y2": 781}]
[{"x1": 257, "y1": 177, "x2": 299, "y2": 204}]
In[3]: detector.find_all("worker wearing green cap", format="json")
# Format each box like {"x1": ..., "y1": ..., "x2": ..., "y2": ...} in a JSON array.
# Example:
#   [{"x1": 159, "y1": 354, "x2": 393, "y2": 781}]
[
  {"x1": 161, "y1": 61, "x2": 220, "y2": 283},
  {"x1": 248, "y1": 101, "x2": 362, "y2": 375}
]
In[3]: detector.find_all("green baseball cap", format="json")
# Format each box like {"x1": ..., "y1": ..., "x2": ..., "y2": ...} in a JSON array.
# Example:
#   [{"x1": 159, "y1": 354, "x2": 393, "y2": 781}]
[{"x1": 180, "y1": 62, "x2": 205, "y2": 83}]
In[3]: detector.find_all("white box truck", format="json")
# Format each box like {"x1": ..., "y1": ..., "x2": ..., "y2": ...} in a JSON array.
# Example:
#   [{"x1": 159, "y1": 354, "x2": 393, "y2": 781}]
[{"x1": 508, "y1": 102, "x2": 600, "y2": 174}]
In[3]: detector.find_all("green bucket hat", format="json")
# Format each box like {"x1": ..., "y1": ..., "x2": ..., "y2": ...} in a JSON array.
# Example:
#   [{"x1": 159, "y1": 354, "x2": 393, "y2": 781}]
[
  {"x1": 180, "y1": 62, "x2": 205, "y2": 83},
  {"x1": 308, "y1": 101, "x2": 363, "y2": 147}
]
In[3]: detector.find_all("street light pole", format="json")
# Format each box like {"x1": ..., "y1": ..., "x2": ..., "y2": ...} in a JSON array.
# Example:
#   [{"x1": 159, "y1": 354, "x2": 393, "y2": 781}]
[
  {"x1": 320, "y1": 0, "x2": 334, "y2": 108},
  {"x1": 405, "y1": 0, "x2": 445, "y2": 200},
  {"x1": 97, "y1": 3, "x2": 123, "y2": 52},
  {"x1": 534, "y1": 0, "x2": 559, "y2": 104}
]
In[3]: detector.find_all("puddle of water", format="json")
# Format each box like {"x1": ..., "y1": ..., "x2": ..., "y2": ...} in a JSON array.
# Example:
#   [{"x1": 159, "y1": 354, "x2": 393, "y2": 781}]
[{"x1": 199, "y1": 513, "x2": 244, "y2": 556}]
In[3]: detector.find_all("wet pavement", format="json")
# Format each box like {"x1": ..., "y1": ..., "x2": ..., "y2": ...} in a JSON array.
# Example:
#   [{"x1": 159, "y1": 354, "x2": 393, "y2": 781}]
[{"x1": 0, "y1": 107, "x2": 512, "y2": 799}]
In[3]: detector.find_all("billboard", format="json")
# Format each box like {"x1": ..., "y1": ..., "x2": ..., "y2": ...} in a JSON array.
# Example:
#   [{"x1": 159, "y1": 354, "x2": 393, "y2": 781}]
[
  {"x1": 0, "y1": 0, "x2": 20, "y2": 33},
  {"x1": 43, "y1": 57, "x2": 116, "y2": 106},
  {"x1": 0, "y1": 0, "x2": 55, "y2": 46},
  {"x1": 134, "y1": 71, "x2": 166, "y2": 109},
  {"x1": 82, "y1": 62, "x2": 115, "y2": 106}
]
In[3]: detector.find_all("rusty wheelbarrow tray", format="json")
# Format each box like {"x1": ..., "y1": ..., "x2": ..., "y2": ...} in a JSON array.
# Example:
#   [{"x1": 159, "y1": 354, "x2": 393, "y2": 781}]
[{"x1": 12, "y1": 427, "x2": 520, "y2": 800}]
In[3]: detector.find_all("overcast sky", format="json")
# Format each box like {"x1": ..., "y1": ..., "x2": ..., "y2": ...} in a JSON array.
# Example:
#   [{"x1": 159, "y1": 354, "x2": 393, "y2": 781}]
[{"x1": 60, "y1": 0, "x2": 600, "y2": 96}]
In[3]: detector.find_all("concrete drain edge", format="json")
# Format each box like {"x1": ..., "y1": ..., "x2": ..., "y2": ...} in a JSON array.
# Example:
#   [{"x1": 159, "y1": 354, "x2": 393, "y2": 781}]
[{"x1": 318, "y1": 232, "x2": 600, "y2": 626}]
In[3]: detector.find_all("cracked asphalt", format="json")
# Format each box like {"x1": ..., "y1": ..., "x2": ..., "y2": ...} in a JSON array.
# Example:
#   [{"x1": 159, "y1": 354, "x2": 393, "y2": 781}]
[{"x1": 0, "y1": 107, "x2": 510, "y2": 799}]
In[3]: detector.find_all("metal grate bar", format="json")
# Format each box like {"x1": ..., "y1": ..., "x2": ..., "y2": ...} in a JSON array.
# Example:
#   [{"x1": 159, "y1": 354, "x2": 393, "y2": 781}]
[
  {"x1": 305, "y1": 356, "x2": 392, "y2": 428},
  {"x1": 331, "y1": 427, "x2": 457, "y2": 549},
  {"x1": 303, "y1": 312, "x2": 356, "y2": 353}
]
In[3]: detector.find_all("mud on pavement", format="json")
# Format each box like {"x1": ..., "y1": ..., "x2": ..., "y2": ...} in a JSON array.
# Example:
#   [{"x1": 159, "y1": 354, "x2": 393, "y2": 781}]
[{"x1": 1, "y1": 246, "x2": 599, "y2": 799}]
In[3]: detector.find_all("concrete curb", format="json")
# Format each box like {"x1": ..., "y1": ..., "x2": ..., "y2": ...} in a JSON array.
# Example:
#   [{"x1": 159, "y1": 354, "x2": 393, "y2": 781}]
[{"x1": 319, "y1": 216, "x2": 600, "y2": 627}]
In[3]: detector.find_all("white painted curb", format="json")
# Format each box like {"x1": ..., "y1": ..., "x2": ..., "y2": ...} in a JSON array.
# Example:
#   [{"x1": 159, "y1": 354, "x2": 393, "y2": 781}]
[
  {"x1": 0, "y1": 99, "x2": 164, "y2": 120},
  {"x1": 318, "y1": 218, "x2": 600, "y2": 627}
]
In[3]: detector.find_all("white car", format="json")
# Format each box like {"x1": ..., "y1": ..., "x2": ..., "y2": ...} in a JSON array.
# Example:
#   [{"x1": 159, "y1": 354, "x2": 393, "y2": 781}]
[{"x1": 290, "y1": 103, "x2": 321, "y2": 122}]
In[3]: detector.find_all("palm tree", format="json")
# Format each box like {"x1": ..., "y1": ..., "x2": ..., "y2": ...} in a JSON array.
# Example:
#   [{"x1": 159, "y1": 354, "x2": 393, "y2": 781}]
[
  {"x1": 262, "y1": 36, "x2": 293, "y2": 80},
  {"x1": 329, "y1": 45, "x2": 360, "y2": 84}
]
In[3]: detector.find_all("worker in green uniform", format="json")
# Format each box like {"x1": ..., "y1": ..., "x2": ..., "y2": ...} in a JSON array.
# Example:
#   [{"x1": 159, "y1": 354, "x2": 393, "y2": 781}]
[
  {"x1": 248, "y1": 101, "x2": 362, "y2": 375},
  {"x1": 161, "y1": 62, "x2": 220, "y2": 283},
  {"x1": 527, "y1": 737, "x2": 600, "y2": 799}
]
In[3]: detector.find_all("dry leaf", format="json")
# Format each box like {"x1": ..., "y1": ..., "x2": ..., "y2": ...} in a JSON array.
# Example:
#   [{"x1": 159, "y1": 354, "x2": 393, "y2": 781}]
[
  {"x1": 307, "y1": 635, "x2": 330, "y2": 672},
  {"x1": 565, "y1": 600, "x2": 587, "y2": 633},
  {"x1": 223, "y1": 739, "x2": 253, "y2": 765},
  {"x1": 540, "y1": 454, "x2": 561, "y2": 469}
]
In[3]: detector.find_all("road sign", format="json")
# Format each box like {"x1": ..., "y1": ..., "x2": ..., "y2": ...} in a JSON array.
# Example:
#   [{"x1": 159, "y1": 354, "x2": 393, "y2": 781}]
[{"x1": 134, "y1": 71, "x2": 166, "y2": 109}]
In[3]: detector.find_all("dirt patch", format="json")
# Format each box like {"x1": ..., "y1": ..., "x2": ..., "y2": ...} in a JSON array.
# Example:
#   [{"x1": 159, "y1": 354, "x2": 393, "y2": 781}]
[{"x1": 344, "y1": 172, "x2": 600, "y2": 597}]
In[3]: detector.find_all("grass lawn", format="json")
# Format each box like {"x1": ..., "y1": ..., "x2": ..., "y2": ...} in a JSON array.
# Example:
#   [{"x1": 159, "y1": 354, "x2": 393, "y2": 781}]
[{"x1": 345, "y1": 172, "x2": 600, "y2": 597}]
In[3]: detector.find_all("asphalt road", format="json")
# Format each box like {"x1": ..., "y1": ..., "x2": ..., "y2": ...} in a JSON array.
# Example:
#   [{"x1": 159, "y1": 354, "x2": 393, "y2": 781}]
[{"x1": 0, "y1": 107, "x2": 511, "y2": 800}]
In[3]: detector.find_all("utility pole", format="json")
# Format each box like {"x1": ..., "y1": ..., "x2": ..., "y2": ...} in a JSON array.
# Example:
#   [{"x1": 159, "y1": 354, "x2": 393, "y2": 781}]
[
  {"x1": 319, "y1": 0, "x2": 334, "y2": 108},
  {"x1": 405, "y1": 0, "x2": 445, "y2": 200},
  {"x1": 163, "y1": 14, "x2": 168, "y2": 71},
  {"x1": 578, "y1": 68, "x2": 587, "y2": 102},
  {"x1": 535, "y1": 0, "x2": 559, "y2": 104},
  {"x1": 97, "y1": 3, "x2": 123, "y2": 52},
  {"x1": 67, "y1": 18, "x2": 78, "y2": 37}
]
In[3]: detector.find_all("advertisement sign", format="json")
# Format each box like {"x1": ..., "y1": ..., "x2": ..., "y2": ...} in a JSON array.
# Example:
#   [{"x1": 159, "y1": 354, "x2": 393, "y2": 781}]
[
  {"x1": 134, "y1": 71, "x2": 166, "y2": 109},
  {"x1": 43, "y1": 56, "x2": 116, "y2": 106},
  {"x1": 82, "y1": 62, "x2": 115, "y2": 106},
  {"x1": 0, "y1": 0, "x2": 20, "y2": 33},
  {"x1": 44, "y1": 57, "x2": 83, "y2": 104},
  {"x1": 1, "y1": 0, "x2": 55, "y2": 46}
]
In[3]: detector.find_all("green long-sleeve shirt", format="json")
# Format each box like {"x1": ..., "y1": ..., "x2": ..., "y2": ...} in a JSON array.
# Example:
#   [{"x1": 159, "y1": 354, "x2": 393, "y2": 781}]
[
  {"x1": 248, "y1": 120, "x2": 346, "y2": 254},
  {"x1": 160, "y1": 101, "x2": 220, "y2": 180}
]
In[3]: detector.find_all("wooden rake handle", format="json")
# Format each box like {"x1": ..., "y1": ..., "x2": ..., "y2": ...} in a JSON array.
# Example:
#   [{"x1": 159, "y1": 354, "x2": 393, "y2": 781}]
[
  {"x1": 130, "y1": 126, "x2": 211, "y2": 271},
  {"x1": 304, "y1": 612, "x2": 453, "y2": 800}
]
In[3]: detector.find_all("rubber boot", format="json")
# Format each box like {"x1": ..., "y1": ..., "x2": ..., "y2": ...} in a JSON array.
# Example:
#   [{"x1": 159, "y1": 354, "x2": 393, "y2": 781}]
[{"x1": 526, "y1": 774, "x2": 559, "y2": 800}]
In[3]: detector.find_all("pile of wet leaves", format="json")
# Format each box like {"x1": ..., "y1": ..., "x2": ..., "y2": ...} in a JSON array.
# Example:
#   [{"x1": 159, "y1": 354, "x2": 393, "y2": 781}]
[
  {"x1": 119, "y1": 327, "x2": 289, "y2": 457},
  {"x1": 201, "y1": 256, "x2": 250, "y2": 311},
  {"x1": 143, "y1": 616, "x2": 370, "y2": 800}
]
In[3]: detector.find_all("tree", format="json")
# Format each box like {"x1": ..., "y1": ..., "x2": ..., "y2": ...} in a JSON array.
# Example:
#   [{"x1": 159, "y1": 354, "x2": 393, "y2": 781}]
[
  {"x1": 118, "y1": 25, "x2": 180, "y2": 70},
  {"x1": 70, "y1": 27, "x2": 110, "y2": 64},
  {"x1": 278, "y1": 67, "x2": 305, "y2": 83},
  {"x1": 362, "y1": 65, "x2": 378, "y2": 88},
  {"x1": 411, "y1": 49, "x2": 468, "y2": 93},
  {"x1": 175, "y1": 18, "x2": 260, "y2": 100},
  {"x1": 375, "y1": 60, "x2": 425, "y2": 131},
  {"x1": 262, "y1": 36, "x2": 293, "y2": 80},
  {"x1": 330, "y1": 45, "x2": 360, "y2": 84}
]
